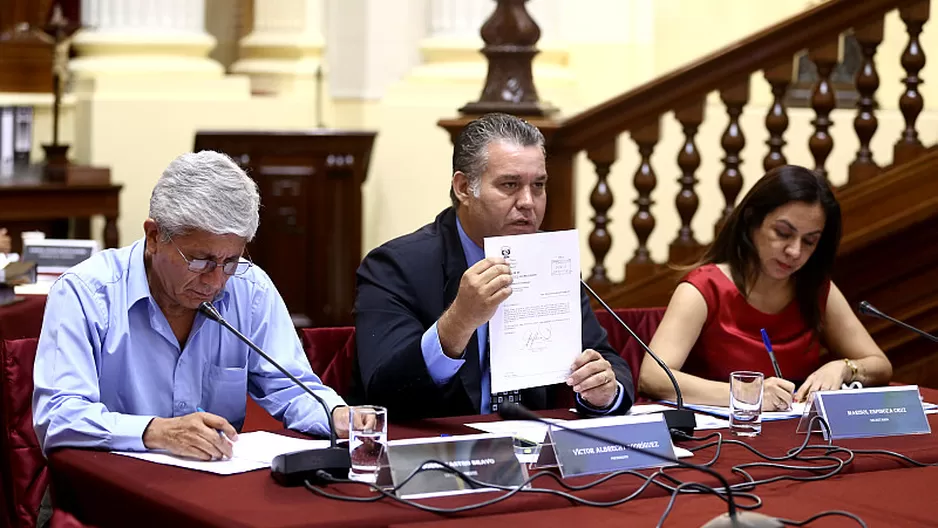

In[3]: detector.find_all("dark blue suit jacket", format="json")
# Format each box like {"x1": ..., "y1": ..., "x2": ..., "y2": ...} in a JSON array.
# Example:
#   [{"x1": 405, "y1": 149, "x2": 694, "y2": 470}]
[{"x1": 352, "y1": 207, "x2": 635, "y2": 420}]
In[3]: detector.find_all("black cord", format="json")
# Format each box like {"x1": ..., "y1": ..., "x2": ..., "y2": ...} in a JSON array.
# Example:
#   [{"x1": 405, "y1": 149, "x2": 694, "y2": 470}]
[
  {"x1": 778, "y1": 510, "x2": 868, "y2": 527},
  {"x1": 847, "y1": 448, "x2": 938, "y2": 467},
  {"x1": 306, "y1": 458, "x2": 747, "y2": 512},
  {"x1": 301, "y1": 414, "x2": 935, "y2": 525},
  {"x1": 656, "y1": 481, "x2": 763, "y2": 528}
]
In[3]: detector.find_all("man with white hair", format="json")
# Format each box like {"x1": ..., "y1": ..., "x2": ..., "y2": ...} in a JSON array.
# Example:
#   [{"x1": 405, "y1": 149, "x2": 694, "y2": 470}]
[{"x1": 33, "y1": 150, "x2": 350, "y2": 461}]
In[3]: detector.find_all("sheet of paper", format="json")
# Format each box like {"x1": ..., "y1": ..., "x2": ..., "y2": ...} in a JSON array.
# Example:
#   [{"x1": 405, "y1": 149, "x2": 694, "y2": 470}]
[
  {"x1": 484, "y1": 230, "x2": 582, "y2": 393},
  {"x1": 112, "y1": 431, "x2": 330, "y2": 475},
  {"x1": 462, "y1": 420, "x2": 566, "y2": 445},
  {"x1": 682, "y1": 402, "x2": 808, "y2": 421}
]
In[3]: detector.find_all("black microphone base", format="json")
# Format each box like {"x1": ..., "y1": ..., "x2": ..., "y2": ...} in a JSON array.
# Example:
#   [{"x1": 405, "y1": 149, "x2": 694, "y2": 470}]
[
  {"x1": 663, "y1": 408, "x2": 697, "y2": 439},
  {"x1": 271, "y1": 447, "x2": 351, "y2": 487},
  {"x1": 700, "y1": 512, "x2": 783, "y2": 527}
]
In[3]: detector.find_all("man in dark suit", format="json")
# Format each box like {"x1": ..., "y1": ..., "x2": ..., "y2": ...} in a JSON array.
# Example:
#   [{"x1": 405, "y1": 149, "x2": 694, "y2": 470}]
[{"x1": 353, "y1": 113, "x2": 634, "y2": 420}]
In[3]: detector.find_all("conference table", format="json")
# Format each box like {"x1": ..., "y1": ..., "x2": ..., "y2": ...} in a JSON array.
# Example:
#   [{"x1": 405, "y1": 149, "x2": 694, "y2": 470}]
[{"x1": 48, "y1": 389, "x2": 938, "y2": 528}]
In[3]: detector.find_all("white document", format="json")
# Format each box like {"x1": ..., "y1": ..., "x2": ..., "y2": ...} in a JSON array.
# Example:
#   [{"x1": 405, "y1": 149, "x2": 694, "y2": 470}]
[
  {"x1": 463, "y1": 419, "x2": 567, "y2": 445},
  {"x1": 112, "y1": 431, "x2": 330, "y2": 475},
  {"x1": 484, "y1": 230, "x2": 582, "y2": 393},
  {"x1": 681, "y1": 401, "x2": 808, "y2": 421}
]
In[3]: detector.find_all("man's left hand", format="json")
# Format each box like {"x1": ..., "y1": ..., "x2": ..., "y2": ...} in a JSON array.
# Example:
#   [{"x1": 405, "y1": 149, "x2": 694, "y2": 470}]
[
  {"x1": 331, "y1": 406, "x2": 351, "y2": 439},
  {"x1": 568, "y1": 349, "x2": 617, "y2": 409}
]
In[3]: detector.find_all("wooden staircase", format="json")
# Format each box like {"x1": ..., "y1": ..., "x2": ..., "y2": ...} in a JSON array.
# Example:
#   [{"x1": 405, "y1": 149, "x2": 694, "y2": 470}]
[{"x1": 499, "y1": 0, "x2": 937, "y2": 385}]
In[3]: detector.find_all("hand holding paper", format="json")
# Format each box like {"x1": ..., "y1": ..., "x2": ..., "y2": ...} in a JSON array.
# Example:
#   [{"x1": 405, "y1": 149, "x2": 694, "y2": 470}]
[
  {"x1": 438, "y1": 257, "x2": 513, "y2": 358},
  {"x1": 568, "y1": 349, "x2": 617, "y2": 408}
]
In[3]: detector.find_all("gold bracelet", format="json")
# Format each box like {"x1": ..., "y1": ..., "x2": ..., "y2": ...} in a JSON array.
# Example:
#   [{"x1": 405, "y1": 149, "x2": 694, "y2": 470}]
[{"x1": 843, "y1": 358, "x2": 859, "y2": 382}]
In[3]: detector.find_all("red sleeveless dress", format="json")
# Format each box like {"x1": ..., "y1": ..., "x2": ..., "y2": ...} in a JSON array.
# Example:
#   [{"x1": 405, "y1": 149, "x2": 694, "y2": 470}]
[{"x1": 681, "y1": 264, "x2": 830, "y2": 384}]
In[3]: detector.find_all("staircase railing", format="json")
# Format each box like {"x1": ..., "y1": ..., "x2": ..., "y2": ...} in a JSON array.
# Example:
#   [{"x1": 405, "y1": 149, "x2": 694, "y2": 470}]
[{"x1": 539, "y1": 0, "x2": 930, "y2": 291}]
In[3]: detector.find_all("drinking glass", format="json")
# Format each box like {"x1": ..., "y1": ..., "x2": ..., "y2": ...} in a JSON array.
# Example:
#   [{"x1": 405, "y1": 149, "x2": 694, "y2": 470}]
[
  {"x1": 348, "y1": 405, "x2": 388, "y2": 482},
  {"x1": 729, "y1": 371, "x2": 764, "y2": 437}
]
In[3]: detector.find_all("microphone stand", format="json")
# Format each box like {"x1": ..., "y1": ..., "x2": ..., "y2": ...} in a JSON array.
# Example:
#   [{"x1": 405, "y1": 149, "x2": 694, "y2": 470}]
[
  {"x1": 858, "y1": 301, "x2": 938, "y2": 343},
  {"x1": 199, "y1": 302, "x2": 351, "y2": 485},
  {"x1": 580, "y1": 280, "x2": 697, "y2": 438}
]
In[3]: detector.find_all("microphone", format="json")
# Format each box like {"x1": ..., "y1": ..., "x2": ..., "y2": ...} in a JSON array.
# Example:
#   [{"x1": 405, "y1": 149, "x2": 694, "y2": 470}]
[
  {"x1": 858, "y1": 301, "x2": 938, "y2": 343},
  {"x1": 580, "y1": 280, "x2": 697, "y2": 439},
  {"x1": 198, "y1": 301, "x2": 350, "y2": 486},
  {"x1": 499, "y1": 402, "x2": 783, "y2": 528}
]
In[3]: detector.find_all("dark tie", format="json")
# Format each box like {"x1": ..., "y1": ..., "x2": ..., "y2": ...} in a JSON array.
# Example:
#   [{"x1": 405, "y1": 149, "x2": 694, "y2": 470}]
[{"x1": 484, "y1": 336, "x2": 521, "y2": 413}]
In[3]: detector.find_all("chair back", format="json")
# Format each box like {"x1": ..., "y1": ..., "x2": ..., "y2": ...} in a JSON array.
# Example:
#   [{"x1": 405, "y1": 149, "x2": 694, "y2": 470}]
[
  {"x1": 299, "y1": 327, "x2": 356, "y2": 400},
  {"x1": 242, "y1": 327, "x2": 357, "y2": 433},
  {"x1": 594, "y1": 307, "x2": 667, "y2": 394},
  {"x1": 0, "y1": 338, "x2": 45, "y2": 528}
]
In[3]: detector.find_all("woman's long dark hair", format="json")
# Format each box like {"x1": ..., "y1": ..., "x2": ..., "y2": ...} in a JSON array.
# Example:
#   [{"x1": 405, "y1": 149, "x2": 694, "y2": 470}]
[{"x1": 699, "y1": 165, "x2": 842, "y2": 335}]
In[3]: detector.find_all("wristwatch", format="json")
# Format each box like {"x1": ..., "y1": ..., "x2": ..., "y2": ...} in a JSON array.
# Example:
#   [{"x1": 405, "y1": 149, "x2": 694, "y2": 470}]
[{"x1": 843, "y1": 358, "x2": 859, "y2": 382}]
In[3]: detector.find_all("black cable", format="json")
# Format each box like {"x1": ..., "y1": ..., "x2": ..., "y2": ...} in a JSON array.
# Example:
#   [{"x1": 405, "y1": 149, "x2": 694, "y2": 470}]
[
  {"x1": 847, "y1": 448, "x2": 938, "y2": 467},
  {"x1": 301, "y1": 413, "x2": 933, "y2": 525},
  {"x1": 306, "y1": 458, "x2": 756, "y2": 512},
  {"x1": 778, "y1": 510, "x2": 868, "y2": 527}
]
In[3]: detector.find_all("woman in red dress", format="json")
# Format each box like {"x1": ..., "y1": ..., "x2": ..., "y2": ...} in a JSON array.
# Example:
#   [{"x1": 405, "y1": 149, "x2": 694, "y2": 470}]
[{"x1": 638, "y1": 165, "x2": 892, "y2": 410}]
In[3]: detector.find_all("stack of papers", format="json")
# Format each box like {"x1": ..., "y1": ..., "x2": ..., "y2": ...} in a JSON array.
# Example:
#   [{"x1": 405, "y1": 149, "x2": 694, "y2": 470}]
[{"x1": 113, "y1": 431, "x2": 329, "y2": 475}]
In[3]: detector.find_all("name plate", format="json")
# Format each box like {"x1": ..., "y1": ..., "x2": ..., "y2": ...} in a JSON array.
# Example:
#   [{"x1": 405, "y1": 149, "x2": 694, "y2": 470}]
[
  {"x1": 799, "y1": 386, "x2": 931, "y2": 440},
  {"x1": 22, "y1": 239, "x2": 100, "y2": 273},
  {"x1": 385, "y1": 433, "x2": 526, "y2": 499},
  {"x1": 548, "y1": 414, "x2": 677, "y2": 478}
]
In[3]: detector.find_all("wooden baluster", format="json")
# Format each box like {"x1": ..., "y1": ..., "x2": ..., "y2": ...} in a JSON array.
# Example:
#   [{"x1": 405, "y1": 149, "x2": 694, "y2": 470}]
[
  {"x1": 669, "y1": 101, "x2": 705, "y2": 266},
  {"x1": 763, "y1": 61, "x2": 791, "y2": 172},
  {"x1": 895, "y1": 1, "x2": 930, "y2": 165},
  {"x1": 716, "y1": 81, "x2": 749, "y2": 236},
  {"x1": 587, "y1": 140, "x2": 617, "y2": 286},
  {"x1": 626, "y1": 122, "x2": 660, "y2": 282},
  {"x1": 849, "y1": 19, "x2": 885, "y2": 185},
  {"x1": 808, "y1": 40, "x2": 839, "y2": 181}
]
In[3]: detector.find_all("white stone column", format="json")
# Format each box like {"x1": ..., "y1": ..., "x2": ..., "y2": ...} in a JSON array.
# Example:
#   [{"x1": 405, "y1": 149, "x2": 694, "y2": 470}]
[
  {"x1": 69, "y1": 0, "x2": 223, "y2": 80},
  {"x1": 230, "y1": 0, "x2": 326, "y2": 96}
]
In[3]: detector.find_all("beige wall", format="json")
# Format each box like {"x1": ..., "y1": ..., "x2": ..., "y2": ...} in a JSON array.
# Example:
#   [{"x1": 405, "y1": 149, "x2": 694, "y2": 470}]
[{"x1": 7, "y1": 0, "x2": 935, "y2": 283}]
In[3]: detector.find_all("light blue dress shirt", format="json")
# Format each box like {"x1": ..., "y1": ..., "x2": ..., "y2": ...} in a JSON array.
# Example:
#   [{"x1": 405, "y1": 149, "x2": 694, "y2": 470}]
[
  {"x1": 420, "y1": 219, "x2": 624, "y2": 414},
  {"x1": 32, "y1": 238, "x2": 346, "y2": 454}
]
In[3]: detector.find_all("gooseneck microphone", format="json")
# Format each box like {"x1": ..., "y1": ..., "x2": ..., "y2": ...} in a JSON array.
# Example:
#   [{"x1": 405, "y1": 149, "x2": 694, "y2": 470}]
[
  {"x1": 199, "y1": 301, "x2": 351, "y2": 485},
  {"x1": 499, "y1": 402, "x2": 782, "y2": 528},
  {"x1": 580, "y1": 280, "x2": 697, "y2": 438},
  {"x1": 858, "y1": 301, "x2": 938, "y2": 343}
]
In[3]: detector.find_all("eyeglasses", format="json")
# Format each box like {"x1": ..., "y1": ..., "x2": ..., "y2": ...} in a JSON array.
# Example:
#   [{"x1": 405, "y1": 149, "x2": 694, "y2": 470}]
[{"x1": 168, "y1": 237, "x2": 253, "y2": 276}]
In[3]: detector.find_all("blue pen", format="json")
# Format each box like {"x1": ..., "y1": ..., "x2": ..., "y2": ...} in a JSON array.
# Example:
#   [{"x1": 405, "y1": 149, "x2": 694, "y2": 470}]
[
  {"x1": 197, "y1": 407, "x2": 231, "y2": 444},
  {"x1": 760, "y1": 328, "x2": 784, "y2": 379}
]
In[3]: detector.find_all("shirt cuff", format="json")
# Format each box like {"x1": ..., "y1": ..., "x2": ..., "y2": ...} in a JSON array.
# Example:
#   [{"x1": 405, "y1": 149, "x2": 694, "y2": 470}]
[
  {"x1": 117, "y1": 414, "x2": 160, "y2": 452},
  {"x1": 421, "y1": 322, "x2": 465, "y2": 386},
  {"x1": 576, "y1": 381, "x2": 625, "y2": 415}
]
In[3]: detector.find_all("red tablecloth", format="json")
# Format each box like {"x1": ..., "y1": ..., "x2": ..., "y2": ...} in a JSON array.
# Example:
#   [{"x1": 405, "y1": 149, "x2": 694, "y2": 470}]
[
  {"x1": 48, "y1": 389, "x2": 938, "y2": 528},
  {"x1": 0, "y1": 294, "x2": 46, "y2": 340},
  {"x1": 390, "y1": 465, "x2": 938, "y2": 528}
]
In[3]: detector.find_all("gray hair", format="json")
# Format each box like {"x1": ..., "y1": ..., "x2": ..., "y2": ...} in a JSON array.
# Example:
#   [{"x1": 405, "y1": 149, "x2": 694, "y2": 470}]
[
  {"x1": 149, "y1": 151, "x2": 260, "y2": 242},
  {"x1": 450, "y1": 113, "x2": 546, "y2": 207}
]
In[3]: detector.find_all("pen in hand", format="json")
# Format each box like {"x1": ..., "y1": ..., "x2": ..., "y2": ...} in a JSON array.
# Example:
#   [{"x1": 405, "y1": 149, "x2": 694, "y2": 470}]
[
  {"x1": 760, "y1": 328, "x2": 794, "y2": 409},
  {"x1": 760, "y1": 328, "x2": 783, "y2": 379},
  {"x1": 197, "y1": 407, "x2": 235, "y2": 450}
]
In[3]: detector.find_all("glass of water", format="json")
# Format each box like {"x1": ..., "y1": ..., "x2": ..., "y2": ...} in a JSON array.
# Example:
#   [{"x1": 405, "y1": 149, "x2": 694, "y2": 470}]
[
  {"x1": 348, "y1": 405, "x2": 387, "y2": 482},
  {"x1": 729, "y1": 371, "x2": 764, "y2": 437}
]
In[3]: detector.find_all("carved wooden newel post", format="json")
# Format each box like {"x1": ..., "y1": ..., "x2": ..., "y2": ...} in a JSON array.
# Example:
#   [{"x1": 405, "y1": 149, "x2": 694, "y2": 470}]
[{"x1": 440, "y1": 0, "x2": 571, "y2": 231}]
